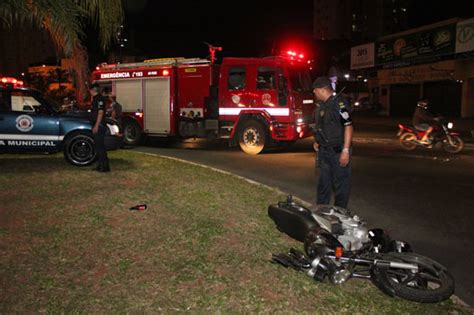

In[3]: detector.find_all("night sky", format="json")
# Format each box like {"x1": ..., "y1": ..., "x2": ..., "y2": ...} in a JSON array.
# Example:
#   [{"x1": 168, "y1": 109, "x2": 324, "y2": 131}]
[
  {"x1": 89, "y1": 0, "x2": 473, "y2": 65},
  {"x1": 119, "y1": 0, "x2": 314, "y2": 59}
]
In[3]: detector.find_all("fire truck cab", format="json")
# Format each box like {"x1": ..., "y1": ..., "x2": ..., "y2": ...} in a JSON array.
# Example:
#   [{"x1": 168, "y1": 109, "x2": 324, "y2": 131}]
[{"x1": 91, "y1": 55, "x2": 315, "y2": 154}]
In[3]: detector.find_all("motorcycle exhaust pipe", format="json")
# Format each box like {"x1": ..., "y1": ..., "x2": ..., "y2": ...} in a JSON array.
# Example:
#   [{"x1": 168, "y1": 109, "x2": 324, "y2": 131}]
[
  {"x1": 375, "y1": 260, "x2": 419, "y2": 271},
  {"x1": 326, "y1": 255, "x2": 419, "y2": 271}
]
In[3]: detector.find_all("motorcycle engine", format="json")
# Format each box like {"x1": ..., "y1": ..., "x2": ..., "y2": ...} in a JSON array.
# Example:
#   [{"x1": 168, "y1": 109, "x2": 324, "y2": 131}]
[
  {"x1": 312, "y1": 206, "x2": 369, "y2": 252},
  {"x1": 338, "y1": 215, "x2": 369, "y2": 251}
]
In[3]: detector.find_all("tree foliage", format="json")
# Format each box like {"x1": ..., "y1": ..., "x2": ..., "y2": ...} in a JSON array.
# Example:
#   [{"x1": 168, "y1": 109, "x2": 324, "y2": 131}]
[{"x1": 0, "y1": 0, "x2": 124, "y2": 100}]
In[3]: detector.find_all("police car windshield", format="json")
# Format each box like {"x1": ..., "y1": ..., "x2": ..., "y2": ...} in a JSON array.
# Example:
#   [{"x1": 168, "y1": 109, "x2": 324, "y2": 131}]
[{"x1": 289, "y1": 68, "x2": 312, "y2": 93}]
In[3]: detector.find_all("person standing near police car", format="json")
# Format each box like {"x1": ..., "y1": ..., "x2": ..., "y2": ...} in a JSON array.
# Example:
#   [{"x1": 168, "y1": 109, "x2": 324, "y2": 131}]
[
  {"x1": 312, "y1": 77, "x2": 353, "y2": 208},
  {"x1": 90, "y1": 83, "x2": 110, "y2": 172}
]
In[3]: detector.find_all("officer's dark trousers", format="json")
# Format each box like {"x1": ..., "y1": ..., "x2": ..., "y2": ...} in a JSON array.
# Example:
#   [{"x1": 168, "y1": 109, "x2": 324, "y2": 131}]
[
  {"x1": 93, "y1": 125, "x2": 110, "y2": 170},
  {"x1": 316, "y1": 146, "x2": 351, "y2": 208}
]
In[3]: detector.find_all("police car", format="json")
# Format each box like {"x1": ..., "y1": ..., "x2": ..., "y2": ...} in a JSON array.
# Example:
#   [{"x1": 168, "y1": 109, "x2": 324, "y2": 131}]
[{"x1": 0, "y1": 78, "x2": 122, "y2": 166}]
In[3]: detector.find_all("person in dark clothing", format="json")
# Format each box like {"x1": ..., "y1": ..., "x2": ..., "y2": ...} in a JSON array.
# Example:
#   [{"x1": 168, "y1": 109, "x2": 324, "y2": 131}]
[
  {"x1": 312, "y1": 77, "x2": 353, "y2": 208},
  {"x1": 90, "y1": 83, "x2": 110, "y2": 172},
  {"x1": 412, "y1": 99, "x2": 437, "y2": 145}
]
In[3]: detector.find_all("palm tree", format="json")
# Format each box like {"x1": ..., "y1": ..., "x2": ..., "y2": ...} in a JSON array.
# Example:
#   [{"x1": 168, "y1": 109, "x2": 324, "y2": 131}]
[{"x1": 0, "y1": 0, "x2": 123, "y2": 100}]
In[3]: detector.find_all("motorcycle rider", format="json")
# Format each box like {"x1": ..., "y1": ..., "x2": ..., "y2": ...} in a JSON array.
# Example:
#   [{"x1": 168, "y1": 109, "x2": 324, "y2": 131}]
[{"x1": 412, "y1": 99, "x2": 437, "y2": 145}]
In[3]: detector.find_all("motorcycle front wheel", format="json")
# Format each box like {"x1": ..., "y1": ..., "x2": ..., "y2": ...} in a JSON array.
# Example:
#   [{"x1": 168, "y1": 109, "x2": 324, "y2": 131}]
[
  {"x1": 399, "y1": 133, "x2": 417, "y2": 151},
  {"x1": 442, "y1": 136, "x2": 464, "y2": 154},
  {"x1": 370, "y1": 253, "x2": 454, "y2": 303}
]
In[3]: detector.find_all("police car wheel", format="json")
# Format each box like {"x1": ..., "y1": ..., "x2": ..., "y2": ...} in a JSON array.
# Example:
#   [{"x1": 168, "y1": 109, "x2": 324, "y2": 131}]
[
  {"x1": 64, "y1": 132, "x2": 96, "y2": 166},
  {"x1": 123, "y1": 121, "x2": 142, "y2": 146},
  {"x1": 239, "y1": 120, "x2": 266, "y2": 155}
]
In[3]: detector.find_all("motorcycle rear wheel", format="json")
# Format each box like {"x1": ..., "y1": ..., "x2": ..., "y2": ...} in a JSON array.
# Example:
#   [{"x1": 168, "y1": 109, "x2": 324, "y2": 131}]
[
  {"x1": 370, "y1": 253, "x2": 454, "y2": 303},
  {"x1": 400, "y1": 133, "x2": 417, "y2": 151},
  {"x1": 442, "y1": 136, "x2": 464, "y2": 154}
]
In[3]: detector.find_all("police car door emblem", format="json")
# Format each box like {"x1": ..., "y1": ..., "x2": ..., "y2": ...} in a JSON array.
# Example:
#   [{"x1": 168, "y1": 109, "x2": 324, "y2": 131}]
[{"x1": 16, "y1": 115, "x2": 34, "y2": 132}]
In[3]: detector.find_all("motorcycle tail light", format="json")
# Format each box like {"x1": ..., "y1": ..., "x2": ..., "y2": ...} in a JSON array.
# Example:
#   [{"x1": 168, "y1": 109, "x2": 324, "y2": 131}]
[
  {"x1": 335, "y1": 246, "x2": 343, "y2": 258},
  {"x1": 447, "y1": 122, "x2": 453, "y2": 129}
]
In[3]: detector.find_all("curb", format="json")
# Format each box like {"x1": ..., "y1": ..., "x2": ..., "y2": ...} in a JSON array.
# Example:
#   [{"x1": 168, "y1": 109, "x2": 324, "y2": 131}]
[
  {"x1": 131, "y1": 149, "x2": 470, "y2": 308},
  {"x1": 133, "y1": 150, "x2": 312, "y2": 207},
  {"x1": 353, "y1": 137, "x2": 474, "y2": 149},
  {"x1": 353, "y1": 137, "x2": 395, "y2": 145}
]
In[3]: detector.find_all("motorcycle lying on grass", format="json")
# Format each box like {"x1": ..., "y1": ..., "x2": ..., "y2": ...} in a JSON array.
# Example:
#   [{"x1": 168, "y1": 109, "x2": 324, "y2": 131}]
[
  {"x1": 268, "y1": 196, "x2": 454, "y2": 303},
  {"x1": 397, "y1": 118, "x2": 464, "y2": 153}
]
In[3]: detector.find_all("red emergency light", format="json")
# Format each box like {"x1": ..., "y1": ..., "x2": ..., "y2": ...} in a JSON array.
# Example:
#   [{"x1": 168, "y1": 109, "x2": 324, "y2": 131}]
[
  {"x1": 162, "y1": 69, "x2": 170, "y2": 76},
  {"x1": 0, "y1": 77, "x2": 23, "y2": 87},
  {"x1": 284, "y1": 50, "x2": 306, "y2": 62}
]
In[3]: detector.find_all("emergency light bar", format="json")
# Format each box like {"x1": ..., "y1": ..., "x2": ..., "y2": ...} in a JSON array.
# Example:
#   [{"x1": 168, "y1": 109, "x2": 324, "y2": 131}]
[
  {"x1": 281, "y1": 50, "x2": 308, "y2": 63},
  {"x1": 0, "y1": 77, "x2": 24, "y2": 87}
]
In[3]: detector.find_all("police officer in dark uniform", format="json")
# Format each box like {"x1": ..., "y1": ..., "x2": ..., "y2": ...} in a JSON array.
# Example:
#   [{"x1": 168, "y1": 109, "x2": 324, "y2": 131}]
[
  {"x1": 312, "y1": 77, "x2": 353, "y2": 208},
  {"x1": 89, "y1": 83, "x2": 110, "y2": 172}
]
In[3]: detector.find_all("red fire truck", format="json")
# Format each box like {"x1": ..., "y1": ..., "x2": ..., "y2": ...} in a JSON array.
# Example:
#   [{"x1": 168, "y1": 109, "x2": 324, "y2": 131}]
[{"x1": 91, "y1": 53, "x2": 315, "y2": 154}]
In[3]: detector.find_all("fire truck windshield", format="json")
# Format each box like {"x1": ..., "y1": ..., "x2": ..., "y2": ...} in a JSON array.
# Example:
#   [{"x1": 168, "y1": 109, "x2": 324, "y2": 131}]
[{"x1": 289, "y1": 68, "x2": 312, "y2": 93}]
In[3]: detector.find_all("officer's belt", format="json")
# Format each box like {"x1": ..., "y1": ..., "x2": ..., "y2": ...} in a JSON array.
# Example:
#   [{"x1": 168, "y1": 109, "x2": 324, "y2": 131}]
[{"x1": 320, "y1": 145, "x2": 342, "y2": 153}]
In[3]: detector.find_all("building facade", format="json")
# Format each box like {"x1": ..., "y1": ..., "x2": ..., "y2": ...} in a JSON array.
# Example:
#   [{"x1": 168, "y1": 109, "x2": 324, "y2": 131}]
[
  {"x1": 313, "y1": 0, "x2": 412, "y2": 43},
  {"x1": 351, "y1": 18, "x2": 474, "y2": 118}
]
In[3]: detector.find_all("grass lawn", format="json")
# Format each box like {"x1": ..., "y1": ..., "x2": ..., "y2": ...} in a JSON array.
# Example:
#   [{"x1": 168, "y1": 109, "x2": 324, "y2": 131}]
[{"x1": 0, "y1": 150, "x2": 472, "y2": 314}]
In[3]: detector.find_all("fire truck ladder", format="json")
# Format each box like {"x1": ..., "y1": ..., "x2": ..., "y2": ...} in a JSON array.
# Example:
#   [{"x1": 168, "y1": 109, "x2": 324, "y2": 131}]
[{"x1": 99, "y1": 58, "x2": 210, "y2": 70}]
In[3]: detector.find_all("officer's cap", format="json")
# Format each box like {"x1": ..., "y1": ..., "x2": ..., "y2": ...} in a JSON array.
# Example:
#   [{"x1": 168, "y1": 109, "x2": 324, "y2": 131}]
[{"x1": 312, "y1": 77, "x2": 332, "y2": 89}]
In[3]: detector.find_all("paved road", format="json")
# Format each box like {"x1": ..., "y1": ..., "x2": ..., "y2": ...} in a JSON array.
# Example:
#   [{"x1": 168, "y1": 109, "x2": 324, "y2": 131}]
[{"x1": 132, "y1": 136, "x2": 474, "y2": 305}]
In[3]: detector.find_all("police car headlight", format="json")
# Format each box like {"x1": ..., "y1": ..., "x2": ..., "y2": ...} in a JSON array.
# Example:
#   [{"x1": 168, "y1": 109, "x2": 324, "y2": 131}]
[
  {"x1": 447, "y1": 122, "x2": 453, "y2": 129},
  {"x1": 107, "y1": 123, "x2": 120, "y2": 135}
]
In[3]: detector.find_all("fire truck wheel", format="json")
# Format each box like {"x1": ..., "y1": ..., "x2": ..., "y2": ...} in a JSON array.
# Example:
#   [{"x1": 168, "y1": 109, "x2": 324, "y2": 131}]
[
  {"x1": 123, "y1": 121, "x2": 142, "y2": 146},
  {"x1": 239, "y1": 120, "x2": 267, "y2": 155}
]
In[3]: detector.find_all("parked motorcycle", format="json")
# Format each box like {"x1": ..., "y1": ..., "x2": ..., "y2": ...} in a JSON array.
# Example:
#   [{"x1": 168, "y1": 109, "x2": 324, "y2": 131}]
[
  {"x1": 268, "y1": 196, "x2": 454, "y2": 303},
  {"x1": 397, "y1": 118, "x2": 464, "y2": 153}
]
